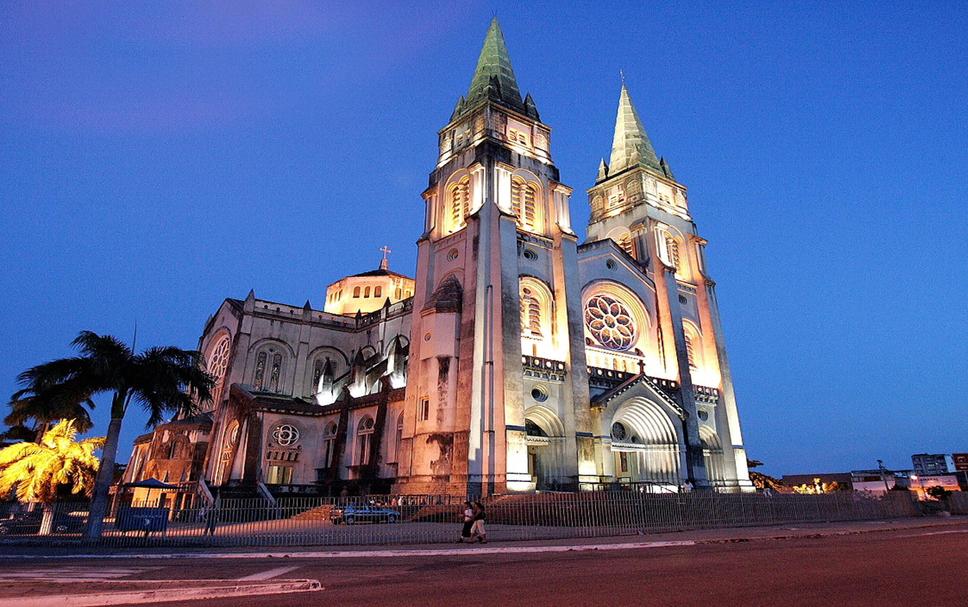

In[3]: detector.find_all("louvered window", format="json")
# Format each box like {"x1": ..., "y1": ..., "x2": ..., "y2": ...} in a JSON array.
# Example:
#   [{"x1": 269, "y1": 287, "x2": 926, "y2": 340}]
[
  {"x1": 511, "y1": 177, "x2": 537, "y2": 232},
  {"x1": 520, "y1": 287, "x2": 543, "y2": 337},
  {"x1": 665, "y1": 236, "x2": 680, "y2": 271},
  {"x1": 449, "y1": 177, "x2": 470, "y2": 233}
]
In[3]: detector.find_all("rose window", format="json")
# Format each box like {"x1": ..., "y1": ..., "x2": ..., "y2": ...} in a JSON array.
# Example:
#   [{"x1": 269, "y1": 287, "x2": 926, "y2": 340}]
[
  {"x1": 272, "y1": 424, "x2": 300, "y2": 446},
  {"x1": 584, "y1": 294, "x2": 637, "y2": 351}
]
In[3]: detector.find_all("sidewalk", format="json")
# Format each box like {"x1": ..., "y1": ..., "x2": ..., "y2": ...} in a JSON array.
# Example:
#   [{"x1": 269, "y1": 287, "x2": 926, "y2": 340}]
[{"x1": 2, "y1": 515, "x2": 964, "y2": 559}]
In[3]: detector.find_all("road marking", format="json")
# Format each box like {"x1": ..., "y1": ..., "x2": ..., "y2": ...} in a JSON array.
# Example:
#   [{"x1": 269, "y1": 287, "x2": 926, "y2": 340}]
[
  {"x1": 0, "y1": 580, "x2": 322, "y2": 607},
  {"x1": 0, "y1": 540, "x2": 697, "y2": 561},
  {"x1": 0, "y1": 567, "x2": 156, "y2": 581},
  {"x1": 238, "y1": 565, "x2": 301, "y2": 580},
  {"x1": 898, "y1": 529, "x2": 968, "y2": 538}
]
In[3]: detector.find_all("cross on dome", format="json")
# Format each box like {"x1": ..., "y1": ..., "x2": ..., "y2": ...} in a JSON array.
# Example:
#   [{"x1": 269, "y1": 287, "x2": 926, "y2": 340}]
[{"x1": 379, "y1": 245, "x2": 391, "y2": 270}]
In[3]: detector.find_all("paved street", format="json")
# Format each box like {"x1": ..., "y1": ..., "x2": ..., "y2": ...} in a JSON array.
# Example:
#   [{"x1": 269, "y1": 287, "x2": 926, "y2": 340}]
[{"x1": 1, "y1": 519, "x2": 966, "y2": 606}]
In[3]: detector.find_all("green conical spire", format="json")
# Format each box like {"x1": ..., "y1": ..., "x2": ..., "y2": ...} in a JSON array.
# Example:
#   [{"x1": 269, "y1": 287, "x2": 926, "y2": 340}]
[
  {"x1": 609, "y1": 84, "x2": 663, "y2": 175},
  {"x1": 466, "y1": 18, "x2": 523, "y2": 109}
]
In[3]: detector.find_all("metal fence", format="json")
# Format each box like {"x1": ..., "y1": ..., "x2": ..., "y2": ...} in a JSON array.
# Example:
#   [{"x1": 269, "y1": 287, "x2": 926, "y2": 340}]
[{"x1": 0, "y1": 490, "x2": 921, "y2": 549}]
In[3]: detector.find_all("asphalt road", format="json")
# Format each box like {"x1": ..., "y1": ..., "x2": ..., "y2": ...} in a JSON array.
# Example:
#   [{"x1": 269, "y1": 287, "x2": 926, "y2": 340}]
[{"x1": 2, "y1": 521, "x2": 966, "y2": 606}]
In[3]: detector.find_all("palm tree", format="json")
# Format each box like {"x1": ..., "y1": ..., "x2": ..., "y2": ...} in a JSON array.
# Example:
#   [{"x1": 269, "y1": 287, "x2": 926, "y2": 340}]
[
  {"x1": 0, "y1": 419, "x2": 104, "y2": 534},
  {"x1": 11, "y1": 331, "x2": 213, "y2": 539},
  {"x1": 6, "y1": 386, "x2": 95, "y2": 441}
]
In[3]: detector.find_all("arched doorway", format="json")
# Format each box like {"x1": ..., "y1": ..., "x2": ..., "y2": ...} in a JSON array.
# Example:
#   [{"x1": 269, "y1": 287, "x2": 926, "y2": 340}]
[
  {"x1": 609, "y1": 397, "x2": 683, "y2": 487},
  {"x1": 700, "y1": 426, "x2": 726, "y2": 487},
  {"x1": 524, "y1": 406, "x2": 566, "y2": 491}
]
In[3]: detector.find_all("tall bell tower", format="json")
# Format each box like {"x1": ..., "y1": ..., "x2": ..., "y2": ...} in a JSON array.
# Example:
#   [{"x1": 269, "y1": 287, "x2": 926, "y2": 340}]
[
  {"x1": 586, "y1": 83, "x2": 752, "y2": 490},
  {"x1": 395, "y1": 19, "x2": 589, "y2": 497}
]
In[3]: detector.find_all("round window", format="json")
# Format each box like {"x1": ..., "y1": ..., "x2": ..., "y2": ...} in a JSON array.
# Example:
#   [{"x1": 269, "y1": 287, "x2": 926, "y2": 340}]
[
  {"x1": 272, "y1": 424, "x2": 300, "y2": 446},
  {"x1": 523, "y1": 249, "x2": 538, "y2": 261},
  {"x1": 584, "y1": 294, "x2": 637, "y2": 351},
  {"x1": 698, "y1": 410, "x2": 709, "y2": 421},
  {"x1": 447, "y1": 248, "x2": 459, "y2": 261},
  {"x1": 611, "y1": 422, "x2": 628, "y2": 441},
  {"x1": 531, "y1": 386, "x2": 549, "y2": 402}
]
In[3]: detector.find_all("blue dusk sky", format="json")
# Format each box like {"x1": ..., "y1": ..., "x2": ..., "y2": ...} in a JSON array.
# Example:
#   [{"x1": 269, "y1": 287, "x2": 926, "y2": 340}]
[{"x1": 1, "y1": 2, "x2": 966, "y2": 476}]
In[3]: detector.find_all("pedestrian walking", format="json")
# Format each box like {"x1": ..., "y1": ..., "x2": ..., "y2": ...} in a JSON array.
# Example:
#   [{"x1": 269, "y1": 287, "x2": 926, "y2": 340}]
[
  {"x1": 205, "y1": 496, "x2": 220, "y2": 536},
  {"x1": 458, "y1": 501, "x2": 474, "y2": 543},
  {"x1": 470, "y1": 500, "x2": 487, "y2": 543}
]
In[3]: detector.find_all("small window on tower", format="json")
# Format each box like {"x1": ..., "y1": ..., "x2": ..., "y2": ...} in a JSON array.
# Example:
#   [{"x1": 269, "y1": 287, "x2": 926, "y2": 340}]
[
  {"x1": 418, "y1": 397, "x2": 430, "y2": 422},
  {"x1": 353, "y1": 287, "x2": 361, "y2": 298},
  {"x1": 374, "y1": 286, "x2": 382, "y2": 298},
  {"x1": 364, "y1": 286, "x2": 371, "y2": 298}
]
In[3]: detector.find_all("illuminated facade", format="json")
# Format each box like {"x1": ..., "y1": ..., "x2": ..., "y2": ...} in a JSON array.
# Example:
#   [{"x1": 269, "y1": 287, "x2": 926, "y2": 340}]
[{"x1": 123, "y1": 19, "x2": 752, "y2": 499}]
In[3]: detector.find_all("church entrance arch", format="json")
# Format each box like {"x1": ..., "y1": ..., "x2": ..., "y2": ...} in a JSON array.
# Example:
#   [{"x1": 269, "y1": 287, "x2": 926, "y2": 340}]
[
  {"x1": 700, "y1": 426, "x2": 726, "y2": 487},
  {"x1": 609, "y1": 397, "x2": 683, "y2": 487},
  {"x1": 524, "y1": 406, "x2": 566, "y2": 491}
]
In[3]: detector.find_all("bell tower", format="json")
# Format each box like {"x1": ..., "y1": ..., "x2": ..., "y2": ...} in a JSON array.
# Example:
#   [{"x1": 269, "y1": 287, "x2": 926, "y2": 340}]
[
  {"x1": 395, "y1": 19, "x2": 589, "y2": 496},
  {"x1": 587, "y1": 83, "x2": 752, "y2": 491}
]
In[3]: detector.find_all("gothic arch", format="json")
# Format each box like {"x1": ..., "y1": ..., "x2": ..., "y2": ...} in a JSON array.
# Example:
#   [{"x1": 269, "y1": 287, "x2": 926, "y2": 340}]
[
  {"x1": 443, "y1": 169, "x2": 474, "y2": 235},
  {"x1": 509, "y1": 168, "x2": 544, "y2": 235},
  {"x1": 605, "y1": 226, "x2": 635, "y2": 258},
  {"x1": 700, "y1": 425, "x2": 726, "y2": 485},
  {"x1": 519, "y1": 276, "x2": 554, "y2": 355},
  {"x1": 608, "y1": 396, "x2": 685, "y2": 484},
  {"x1": 681, "y1": 320, "x2": 703, "y2": 371},
  {"x1": 524, "y1": 405, "x2": 565, "y2": 437},
  {"x1": 247, "y1": 339, "x2": 294, "y2": 393},
  {"x1": 305, "y1": 346, "x2": 349, "y2": 396},
  {"x1": 383, "y1": 335, "x2": 410, "y2": 356},
  {"x1": 204, "y1": 328, "x2": 233, "y2": 409}
]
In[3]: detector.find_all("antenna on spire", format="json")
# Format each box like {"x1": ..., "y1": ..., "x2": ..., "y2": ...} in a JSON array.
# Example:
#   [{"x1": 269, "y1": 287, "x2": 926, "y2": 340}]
[
  {"x1": 620, "y1": 69, "x2": 625, "y2": 85},
  {"x1": 379, "y1": 245, "x2": 391, "y2": 271}
]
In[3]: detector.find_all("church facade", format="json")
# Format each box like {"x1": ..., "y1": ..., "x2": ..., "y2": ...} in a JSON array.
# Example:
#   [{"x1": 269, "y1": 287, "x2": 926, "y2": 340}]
[{"x1": 123, "y1": 19, "x2": 753, "y2": 501}]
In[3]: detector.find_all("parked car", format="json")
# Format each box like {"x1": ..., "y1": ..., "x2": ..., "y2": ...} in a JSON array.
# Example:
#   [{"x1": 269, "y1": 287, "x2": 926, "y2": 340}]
[
  {"x1": 0, "y1": 510, "x2": 86, "y2": 535},
  {"x1": 330, "y1": 504, "x2": 401, "y2": 525}
]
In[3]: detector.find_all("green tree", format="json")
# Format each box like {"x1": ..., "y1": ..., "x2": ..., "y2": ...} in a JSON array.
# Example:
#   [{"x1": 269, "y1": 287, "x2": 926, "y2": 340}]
[
  {"x1": 6, "y1": 382, "x2": 95, "y2": 441},
  {"x1": 10, "y1": 331, "x2": 213, "y2": 539},
  {"x1": 0, "y1": 419, "x2": 104, "y2": 534}
]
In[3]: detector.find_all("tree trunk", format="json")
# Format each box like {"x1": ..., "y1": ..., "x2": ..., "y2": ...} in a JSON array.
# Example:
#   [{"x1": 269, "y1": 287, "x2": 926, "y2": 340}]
[
  {"x1": 39, "y1": 503, "x2": 54, "y2": 536},
  {"x1": 83, "y1": 416, "x2": 124, "y2": 541}
]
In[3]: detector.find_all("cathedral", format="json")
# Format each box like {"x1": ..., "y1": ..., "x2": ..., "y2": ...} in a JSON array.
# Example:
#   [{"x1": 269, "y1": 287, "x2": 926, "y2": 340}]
[{"x1": 122, "y1": 19, "x2": 754, "y2": 502}]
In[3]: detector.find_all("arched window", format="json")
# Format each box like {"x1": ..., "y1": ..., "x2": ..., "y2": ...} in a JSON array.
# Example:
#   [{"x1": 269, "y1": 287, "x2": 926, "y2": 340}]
[
  {"x1": 520, "y1": 287, "x2": 543, "y2": 338},
  {"x1": 205, "y1": 334, "x2": 231, "y2": 408},
  {"x1": 321, "y1": 422, "x2": 337, "y2": 469},
  {"x1": 683, "y1": 323, "x2": 703, "y2": 371},
  {"x1": 356, "y1": 416, "x2": 375, "y2": 466},
  {"x1": 374, "y1": 286, "x2": 382, "y2": 298},
  {"x1": 665, "y1": 236, "x2": 681, "y2": 272},
  {"x1": 364, "y1": 286, "x2": 371, "y2": 298},
  {"x1": 254, "y1": 347, "x2": 285, "y2": 392},
  {"x1": 447, "y1": 176, "x2": 470, "y2": 234},
  {"x1": 511, "y1": 177, "x2": 538, "y2": 232},
  {"x1": 353, "y1": 286, "x2": 361, "y2": 298},
  {"x1": 686, "y1": 333, "x2": 697, "y2": 370},
  {"x1": 618, "y1": 233, "x2": 634, "y2": 257}
]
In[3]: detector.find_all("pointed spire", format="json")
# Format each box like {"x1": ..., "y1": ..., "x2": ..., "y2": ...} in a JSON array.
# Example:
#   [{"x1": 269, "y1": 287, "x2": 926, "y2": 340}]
[
  {"x1": 609, "y1": 84, "x2": 662, "y2": 175},
  {"x1": 465, "y1": 18, "x2": 523, "y2": 112},
  {"x1": 450, "y1": 96, "x2": 465, "y2": 121},
  {"x1": 597, "y1": 158, "x2": 609, "y2": 182},
  {"x1": 523, "y1": 93, "x2": 540, "y2": 119}
]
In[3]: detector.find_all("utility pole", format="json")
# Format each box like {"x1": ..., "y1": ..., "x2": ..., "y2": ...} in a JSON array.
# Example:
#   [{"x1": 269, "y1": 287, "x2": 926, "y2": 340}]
[{"x1": 877, "y1": 459, "x2": 891, "y2": 492}]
